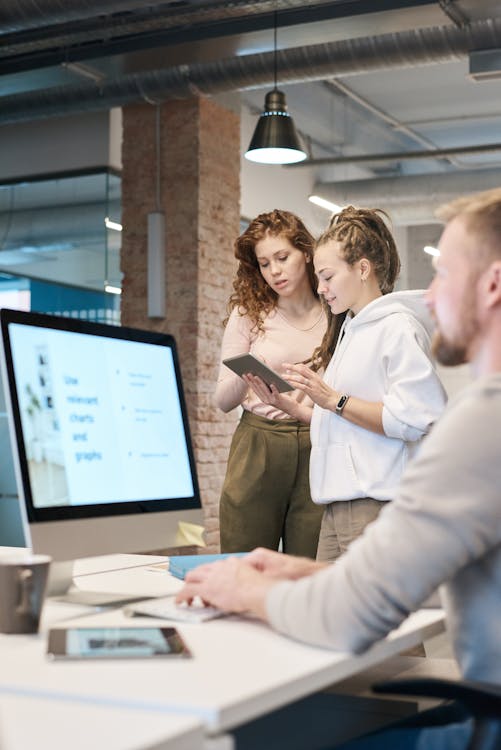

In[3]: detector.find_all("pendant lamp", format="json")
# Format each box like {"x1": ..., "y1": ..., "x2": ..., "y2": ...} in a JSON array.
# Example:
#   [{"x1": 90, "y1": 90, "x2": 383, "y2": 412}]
[{"x1": 245, "y1": 14, "x2": 307, "y2": 165}]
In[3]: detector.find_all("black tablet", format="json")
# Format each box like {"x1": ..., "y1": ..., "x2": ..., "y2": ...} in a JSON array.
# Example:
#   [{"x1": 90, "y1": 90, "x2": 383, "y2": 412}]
[
  {"x1": 47, "y1": 626, "x2": 192, "y2": 660},
  {"x1": 222, "y1": 353, "x2": 293, "y2": 393}
]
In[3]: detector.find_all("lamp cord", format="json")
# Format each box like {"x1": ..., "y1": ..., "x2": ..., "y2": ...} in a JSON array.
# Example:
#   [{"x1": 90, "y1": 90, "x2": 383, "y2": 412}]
[{"x1": 273, "y1": 9, "x2": 277, "y2": 91}]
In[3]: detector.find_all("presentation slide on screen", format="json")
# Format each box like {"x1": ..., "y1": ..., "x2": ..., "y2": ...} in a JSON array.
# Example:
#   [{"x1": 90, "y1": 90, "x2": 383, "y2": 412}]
[{"x1": 9, "y1": 323, "x2": 195, "y2": 508}]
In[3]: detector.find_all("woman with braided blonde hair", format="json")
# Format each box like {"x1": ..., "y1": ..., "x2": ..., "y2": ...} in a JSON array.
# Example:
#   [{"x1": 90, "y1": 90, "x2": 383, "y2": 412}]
[{"x1": 260, "y1": 206, "x2": 447, "y2": 562}]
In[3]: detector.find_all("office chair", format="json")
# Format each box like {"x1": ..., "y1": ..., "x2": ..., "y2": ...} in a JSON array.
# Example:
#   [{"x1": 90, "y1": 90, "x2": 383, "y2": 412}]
[{"x1": 373, "y1": 677, "x2": 501, "y2": 750}]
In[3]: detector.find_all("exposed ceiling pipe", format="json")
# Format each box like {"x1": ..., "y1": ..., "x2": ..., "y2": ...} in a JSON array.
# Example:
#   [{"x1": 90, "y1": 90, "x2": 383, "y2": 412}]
[
  {"x1": 437, "y1": 0, "x2": 470, "y2": 29},
  {"x1": 291, "y1": 141, "x2": 501, "y2": 167},
  {"x1": 312, "y1": 167, "x2": 501, "y2": 224},
  {"x1": 392, "y1": 111, "x2": 501, "y2": 128},
  {"x1": 2, "y1": 17, "x2": 501, "y2": 124},
  {"x1": 324, "y1": 78, "x2": 461, "y2": 167}
]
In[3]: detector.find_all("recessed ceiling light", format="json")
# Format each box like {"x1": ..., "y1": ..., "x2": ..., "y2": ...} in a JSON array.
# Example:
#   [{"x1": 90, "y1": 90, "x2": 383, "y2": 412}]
[
  {"x1": 423, "y1": 245, "x2": 440, "y2": 257},
  {"x1": 104, "y1": 217, "x2": 122, "y2": 232},
  {"x1": 308, "y1": 195, "x2": 343, "y2": 213}
]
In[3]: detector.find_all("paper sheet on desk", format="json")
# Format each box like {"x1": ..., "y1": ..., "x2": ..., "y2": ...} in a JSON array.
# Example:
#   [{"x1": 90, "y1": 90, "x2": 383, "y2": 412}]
[{"x1": 175, "y1": 521, "x2": 206, "y2": 548}]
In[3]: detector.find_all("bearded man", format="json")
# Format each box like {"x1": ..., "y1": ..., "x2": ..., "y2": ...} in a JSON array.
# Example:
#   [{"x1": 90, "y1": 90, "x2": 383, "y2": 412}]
[{"x1": 178, "y1": 188, "x2": 501, "y2": 749}]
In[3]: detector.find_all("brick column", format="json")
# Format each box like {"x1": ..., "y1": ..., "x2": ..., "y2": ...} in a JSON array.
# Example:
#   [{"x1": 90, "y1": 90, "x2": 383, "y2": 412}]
[{"x1": 121, "y1": 97, "x2": 240, "y2": 550}]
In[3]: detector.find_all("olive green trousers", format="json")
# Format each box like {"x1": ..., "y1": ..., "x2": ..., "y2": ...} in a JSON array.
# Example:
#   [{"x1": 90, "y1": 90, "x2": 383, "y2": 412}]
[{"x1": 219, "y1": 411, "x2": 323, "y2": 558}]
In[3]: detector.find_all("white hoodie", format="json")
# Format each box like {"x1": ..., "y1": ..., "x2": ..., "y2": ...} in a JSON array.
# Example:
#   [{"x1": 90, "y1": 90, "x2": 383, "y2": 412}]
[{"x1": 310, "y1": 290, "x2": 447, "y2": 504}]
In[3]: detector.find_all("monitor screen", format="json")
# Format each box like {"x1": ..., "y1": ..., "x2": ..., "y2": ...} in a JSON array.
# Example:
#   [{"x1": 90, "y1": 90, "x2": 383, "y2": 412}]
[{"x1": 0, "y1": 308, "x2": 202, "y2": 583}]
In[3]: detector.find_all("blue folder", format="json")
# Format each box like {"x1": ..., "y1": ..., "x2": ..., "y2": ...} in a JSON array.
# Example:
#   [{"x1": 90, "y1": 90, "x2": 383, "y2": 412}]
[{"x1": 168, "y1": 553, "x2": 247, "y2": 580}]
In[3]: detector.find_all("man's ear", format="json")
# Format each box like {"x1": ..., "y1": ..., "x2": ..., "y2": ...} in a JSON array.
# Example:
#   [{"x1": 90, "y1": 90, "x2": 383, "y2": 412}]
[{"x1": 483, "y1": 260, "x2": 501, "y2": 310}]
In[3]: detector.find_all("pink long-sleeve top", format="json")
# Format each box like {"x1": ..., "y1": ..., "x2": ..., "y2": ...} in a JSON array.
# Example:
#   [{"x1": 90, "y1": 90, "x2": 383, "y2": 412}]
[{"x1": 214, "y1": 306, "x2": 327, "y2": 420}]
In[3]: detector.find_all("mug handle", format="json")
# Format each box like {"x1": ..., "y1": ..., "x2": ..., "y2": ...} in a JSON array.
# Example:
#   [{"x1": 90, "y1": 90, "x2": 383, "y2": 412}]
[{"x1": 16, "y1": 569, "x2": 34, "y2": 615}]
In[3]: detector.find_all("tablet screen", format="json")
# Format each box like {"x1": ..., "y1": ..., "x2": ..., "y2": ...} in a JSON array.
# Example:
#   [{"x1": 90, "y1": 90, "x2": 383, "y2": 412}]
[
  {"x1": 222, "y1": 353, "x2": 293, "y2": 393},
  {"x1": 47, "y1": 626, "x2": 192, "y2": 659}
]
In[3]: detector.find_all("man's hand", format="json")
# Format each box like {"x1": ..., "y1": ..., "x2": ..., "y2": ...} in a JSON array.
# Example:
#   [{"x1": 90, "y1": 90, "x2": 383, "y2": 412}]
[
  {"x1": 175, "y1": 557, "x2": 274, "y2": 620},
  {"x1": 245, "y1": 547, "x2": 327, "y2": 580}
]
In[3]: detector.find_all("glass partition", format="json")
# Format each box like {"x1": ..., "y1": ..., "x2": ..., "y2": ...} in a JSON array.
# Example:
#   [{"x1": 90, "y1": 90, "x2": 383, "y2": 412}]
[
  {"x1": 0, "y1": 169, "x2": 122, "y2": 293},
  {"x1": 0, "y1": 273, "x2": 119, "y2": 324}
]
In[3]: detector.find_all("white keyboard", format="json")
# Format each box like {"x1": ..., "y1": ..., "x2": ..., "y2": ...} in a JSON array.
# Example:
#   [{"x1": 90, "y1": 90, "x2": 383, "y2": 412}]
[{"x1": 123, "y1": 596, "x2": 227, "y2": 623}]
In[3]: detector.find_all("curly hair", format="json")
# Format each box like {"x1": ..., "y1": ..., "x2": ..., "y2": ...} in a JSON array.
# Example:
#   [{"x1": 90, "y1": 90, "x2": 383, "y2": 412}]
[
  {"x1": 311, "y1": 206, "x2": 401, "y2": 370},
  {"x1": 225, "y1": 209, "x2": 319, "y2": 332}
]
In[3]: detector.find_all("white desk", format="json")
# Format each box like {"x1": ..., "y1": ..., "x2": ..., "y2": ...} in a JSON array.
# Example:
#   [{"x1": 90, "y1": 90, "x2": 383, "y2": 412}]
[
  {"x1": 0, "y1": 558, "x2": 446, "y2": 738},
  {"x1": 0, "y1": 692, "x2": 204, "y2": 750},
  {"x1": 72, "y1": 553, "x2": 171, "y2": 577}
]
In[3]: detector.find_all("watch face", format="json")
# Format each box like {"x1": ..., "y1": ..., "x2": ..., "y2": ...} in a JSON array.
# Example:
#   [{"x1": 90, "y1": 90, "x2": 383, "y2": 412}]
[{"x1": 336, "y1": 394, "x2": 349, "y2": 412}]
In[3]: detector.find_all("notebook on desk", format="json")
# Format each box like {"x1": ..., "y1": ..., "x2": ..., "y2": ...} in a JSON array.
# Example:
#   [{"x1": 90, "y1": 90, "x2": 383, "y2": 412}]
[{"x1": 168, "y1": 553, "x2": 247, "y2": 580}]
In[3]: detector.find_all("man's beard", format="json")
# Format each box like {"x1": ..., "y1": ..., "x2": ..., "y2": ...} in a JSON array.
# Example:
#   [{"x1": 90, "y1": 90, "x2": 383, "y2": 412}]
[
  {"x1": 432, "y1": 331, "x2": 469, "y2": 366},
  {"x1": 432, "y1": 289, "x2": 479, "y2": 367}
]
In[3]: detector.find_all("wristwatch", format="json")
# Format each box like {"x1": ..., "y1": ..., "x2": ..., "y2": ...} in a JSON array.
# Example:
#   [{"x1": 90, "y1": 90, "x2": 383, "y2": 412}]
[{"x1": 335, "y1": 393, "x2": 350, "y2": 415}]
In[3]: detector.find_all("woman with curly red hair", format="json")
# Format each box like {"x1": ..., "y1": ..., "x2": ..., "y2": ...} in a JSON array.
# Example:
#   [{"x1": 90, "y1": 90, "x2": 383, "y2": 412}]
[{"x1": 215, "y1": 209, "x2": 331, "y2": 556}]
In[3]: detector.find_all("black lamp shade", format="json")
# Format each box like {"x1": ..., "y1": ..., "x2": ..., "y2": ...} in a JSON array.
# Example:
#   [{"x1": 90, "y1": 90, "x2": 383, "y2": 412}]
[{"x1": 245, "y1": 89, "x2": 307, "y2": 164}]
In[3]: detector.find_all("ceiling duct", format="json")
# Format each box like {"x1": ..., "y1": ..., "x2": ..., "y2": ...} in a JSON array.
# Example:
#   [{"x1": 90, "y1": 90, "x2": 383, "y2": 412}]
[
  {"x1": 313, "y1": 168, "x2": 501, "y2": 225},
  {"x1": 2, "y1": 17, "x2": 501, "y2": 124}
]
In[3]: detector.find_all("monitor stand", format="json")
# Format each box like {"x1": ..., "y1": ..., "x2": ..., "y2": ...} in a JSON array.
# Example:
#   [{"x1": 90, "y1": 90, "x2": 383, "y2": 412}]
[{"x1": 48, "y1": 560, "x2": 152, "y2": 607}]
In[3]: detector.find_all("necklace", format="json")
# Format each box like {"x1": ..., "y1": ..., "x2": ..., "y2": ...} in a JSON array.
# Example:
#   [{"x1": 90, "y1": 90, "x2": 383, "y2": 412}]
[{"x1": 276, "y1": 305, "x2": 324, "y2": 332}]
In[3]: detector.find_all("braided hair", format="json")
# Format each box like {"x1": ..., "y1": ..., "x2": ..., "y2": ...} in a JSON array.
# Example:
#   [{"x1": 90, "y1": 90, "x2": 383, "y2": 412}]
[{"x1": 311, "y1": 206, "x2": 401, "y2": 370}]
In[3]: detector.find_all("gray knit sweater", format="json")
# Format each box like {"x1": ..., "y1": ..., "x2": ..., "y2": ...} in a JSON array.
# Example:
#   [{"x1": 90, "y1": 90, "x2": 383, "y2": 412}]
[{"x1": 267, "y1": 374, "x2": 501, "y2": 684}]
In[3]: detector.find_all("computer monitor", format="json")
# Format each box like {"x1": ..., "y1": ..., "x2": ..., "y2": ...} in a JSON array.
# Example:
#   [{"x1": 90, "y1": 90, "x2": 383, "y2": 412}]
[{"x1": 0, "y1": 308, "x2": 202, "y2": 599}]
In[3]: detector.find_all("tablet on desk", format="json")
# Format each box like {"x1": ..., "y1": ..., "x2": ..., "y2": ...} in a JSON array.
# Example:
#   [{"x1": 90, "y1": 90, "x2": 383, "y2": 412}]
[
  {"x1": 47, "y1": 626, "x2": 192, "y2": 660},
  {"x1": 223, "y1": 353, "x2": 293, "y2": 393}
]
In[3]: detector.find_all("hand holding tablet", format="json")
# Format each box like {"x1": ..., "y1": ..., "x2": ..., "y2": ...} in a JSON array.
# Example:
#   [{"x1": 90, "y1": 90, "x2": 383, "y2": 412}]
[{"x1": 222, "y1": 353, "x2": 293, "y2": 393}]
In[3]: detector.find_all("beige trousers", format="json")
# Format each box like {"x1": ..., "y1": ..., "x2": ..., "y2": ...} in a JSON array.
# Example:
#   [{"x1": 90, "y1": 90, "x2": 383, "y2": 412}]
[
  {"x1": 317, "y1": 498, "x2": 426, "y2": 656},
  {"x1": 316, "y1": 497, "x2": 385, "y2": 563}
]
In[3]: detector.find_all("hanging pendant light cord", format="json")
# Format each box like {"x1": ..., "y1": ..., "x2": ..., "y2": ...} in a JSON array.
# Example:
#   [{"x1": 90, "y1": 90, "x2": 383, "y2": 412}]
[
  {"x1": 244, "y1": 4, "x2": 306, "y2": 163},
  {"x1": 273, "y1": 9, "x2": 278, "y2": 92}
]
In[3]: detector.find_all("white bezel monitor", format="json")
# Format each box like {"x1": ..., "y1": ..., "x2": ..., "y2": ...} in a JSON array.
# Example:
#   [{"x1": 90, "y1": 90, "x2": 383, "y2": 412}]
[{"x1": 0, "y1": 308, "x2": 202, "y2": 596}]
